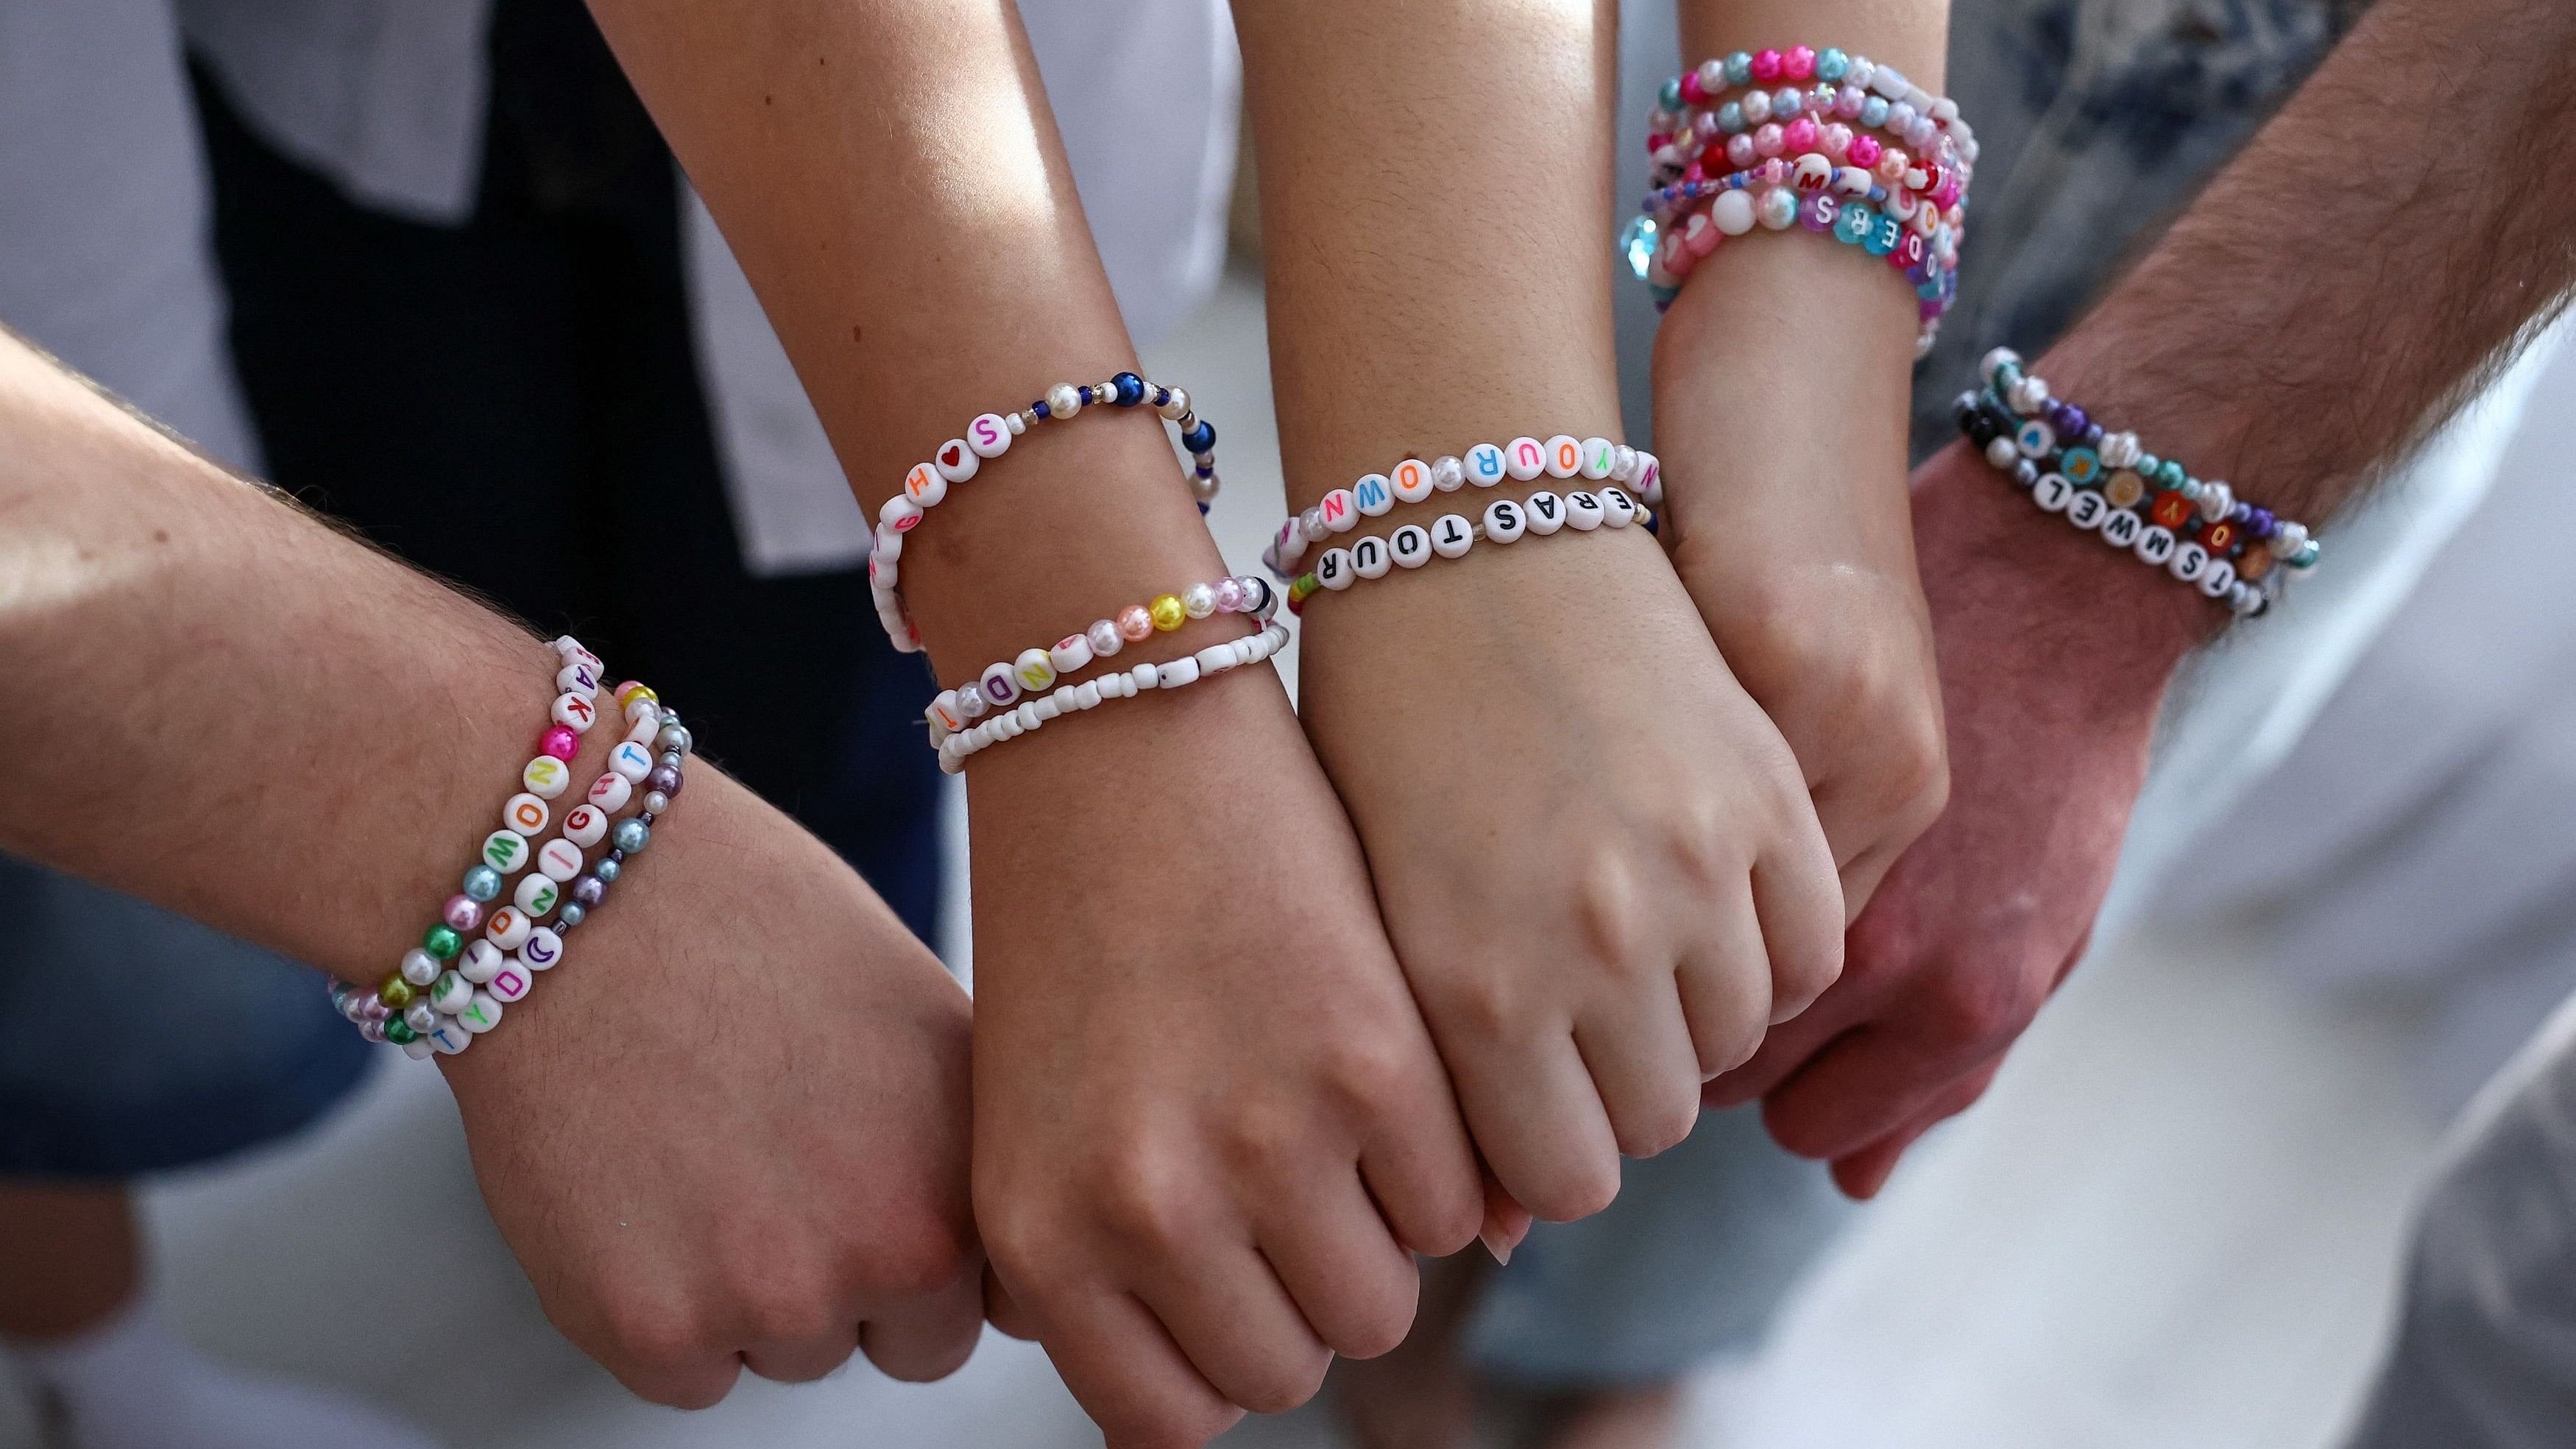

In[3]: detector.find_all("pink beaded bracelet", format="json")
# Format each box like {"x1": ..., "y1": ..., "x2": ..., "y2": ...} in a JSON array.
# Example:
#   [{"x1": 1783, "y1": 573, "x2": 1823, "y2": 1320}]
[
  {"x1": 868, "y1": 372, "x2": 1220, "y2": 653},
  {"x1": 1264, "y1": 436, "x2": 1661, "y2": 582}
]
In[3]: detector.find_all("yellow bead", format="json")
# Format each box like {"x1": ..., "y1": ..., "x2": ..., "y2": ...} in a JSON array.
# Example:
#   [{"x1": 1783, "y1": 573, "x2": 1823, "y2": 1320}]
[
  {"x1": 615, "y1": 682, "x2": 659, "y2": 709},
  {"x1": 1148, "y1": 595, "x2": 1187, "y2": 632},
  {"x1": 379, "y1": 974, "x2": 415, "y2": 1010}
]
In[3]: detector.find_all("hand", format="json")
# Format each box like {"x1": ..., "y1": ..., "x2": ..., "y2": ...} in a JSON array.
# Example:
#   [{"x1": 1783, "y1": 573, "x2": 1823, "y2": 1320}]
[
  {"x1": 1652, "y1": 241, "x2": 1950, "y2": 919},
  {"x1": 967, "y1": 671, "x2": 1487, "y2": 1448},
  {"x1": 1298, "y1": 519, "x2": 1845, "y2": 1223},
  {"x1": 1705, "y1": 442, "x2": 2214, "y2": 1196},
  {"x1": 441, "y1": 770, "x2": 983, "y2": 1405}
]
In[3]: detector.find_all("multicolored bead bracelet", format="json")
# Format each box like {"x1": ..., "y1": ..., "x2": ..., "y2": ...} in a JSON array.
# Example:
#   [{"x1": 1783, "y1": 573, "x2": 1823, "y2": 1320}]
[
  {"x1": 934, "y1": 623, "x2": 1293, "y2": 773},
  {"x1": 1286, "y1": 486, "x2": 1655, "y2": 614},
  {"x1": 1264, "y1": 438, "x2": 1662, "y2": 583},
  {"x1": 1649, "y1": 48, "x2": 1976, "y2": 166},
  {"x1": 869, "y1": 373, "x2": 1220, "y2": 653},
  {"x1": 924, "y1": 574, "x2": 1281, "y2": 740},
  {"x1": 1953, "y1": 349, "x2": 2320, "y2": 617},
  {"x1": 330, "y1": 641, "x2": 693, "y2": 1057}
]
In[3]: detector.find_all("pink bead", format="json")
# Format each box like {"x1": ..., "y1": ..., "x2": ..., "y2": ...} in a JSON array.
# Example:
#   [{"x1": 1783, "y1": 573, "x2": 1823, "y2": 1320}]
[
  {"x1": 1214, "y1": 577, "x2": 1245, "y2": 612},
  {"x1": 1783, "y1": 118, "x2": 1819, "y2": 153},
  {"x1": 1847, "y1": 133, "x2": 1883, "y2": 167},
  {"x1": 444, "y1": 895, "x2": 486, "y2": 934},
  {"x1": 539, "y1": 726, "x2": 579, "y2": 761},
  {"x1": 1659, "y1": 235, "x2": 1695, "y2": 277},
  {"x1": 1694, "y1": 110, "x2": 1723, "y2": 144},
  {"x1": 1682, "y1": 159, "x2": 1705, "y2": 183},
  {"x1": 1934, "y1": 176, "x2": 1963, "y2": 210},
  {"x1": 1682, "y1": 210, "x2": 1721, "y2": 256},
  {"x1": 1116, "y1": 605, "x2": 1154, "y2": 642},
  {"x1": 1750, "y1": 49, "x2": 1782, "y2": 82},
  {"x1": 1752, "y1": 123, "x2": 1785, "y2": 157},
  {"x1": 1679, "y1": 71, "x2": 1708, "y2": 105},
  {"x1": 1820, "y1": 122, "x2": 1854, "y2": 160},
  {"x1": 1876, "y1": 148, "x2": 1910, "y2": 183},
  {"x1": 1646, "y1": 132, "x2": 1673, "y2": 155},
  {"x1": 1784, "y1": 46, "x2": 1816, "y2": 80},
  {"x1": 1725, "y1": 133, "x2": 1758, "y2": 169},
  {"x1": 1759, "y1": 157, "x2": 1790, "y2": 185},
  {"x1": 1836, "y1": 85, "x2": 1868, "y2": 118},
  {"x1": 361, "y1": 999, "x2": 392, "y2": 1022}
]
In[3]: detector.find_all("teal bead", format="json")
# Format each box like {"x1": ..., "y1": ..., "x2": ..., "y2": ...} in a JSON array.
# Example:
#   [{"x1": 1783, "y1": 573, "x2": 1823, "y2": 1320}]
[
  {"x1": 2179, "y1": 475, "x2": 2204, "y2": 500},
  {"x1": 461, "y1": 865, "x2": 503, "y2": 903},
  {"x1": 1815, "y1": 48, "x2": 1850, "y2": 82},
  {"x1": 2137, "y1": 452, "x2": 2161, "y2": 478},
  {"x1": 1658, "y1": 78, "x2": 1682, "y2": 112},
  {"x1": 1833, "y1": 204, "x2": 1875, "y2": 246},
  {"x1": 2156, "y1": 459, "x2": 2187, "y2": 491},
  {"x1": 1724, "y1": 51, "x2": 1755, "y2": 85},
  {"x1": 1717, "y1": 101, "x2": 1747, "y2": 134},
  {"x1": 592, "y1": 856, "x2": 621, "y2": 885},
  {"x1": 424, "y1": 924, "x2": 461, "y2": 960},
  {"x1": 1863, "y1": 213, "x2": 1902, "y2": 256},
  {"x1": 610, "y1": 818, "x2": 651, "y2": 854},
  {"x1": 2291, "y1": 539, "x2": 2321, "y2": 569}
]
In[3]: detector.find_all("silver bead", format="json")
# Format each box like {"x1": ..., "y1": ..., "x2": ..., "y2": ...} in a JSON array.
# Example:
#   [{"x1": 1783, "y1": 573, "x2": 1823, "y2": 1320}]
[
  {"x1": 656, "y1": 723, "x2": 693, "y2": 757},
  {"x1": 659, "y1": 751, "x2": 683, "y2": 771},
  {"x1": 643, "y1": 790, "x2": 671, "y2": 815},
  {"x1": 592, "y1": 857, "x2": 621, "y2": 884},
  {"x1": 1045, "y1": 382, "x2": 1083, "y2": 418}
]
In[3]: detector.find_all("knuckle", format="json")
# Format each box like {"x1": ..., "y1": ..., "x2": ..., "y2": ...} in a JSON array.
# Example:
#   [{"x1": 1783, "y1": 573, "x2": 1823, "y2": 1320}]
[
  {"x1": 1572, "y1": 854, "x2": 1663, "y2": 985},
  {"x1": 1217, "y1": 1100, "x2": 1306, "y2": 1183},
  {"x1": 1235, "y1": 1347, "x2": 1333, "y2": 1416},
  {"x1": 856, "y1": 1206, "x2": 977, "y2": 1301},
  {"x1": 1094, "y1": 1147, "x2": 1205, "y2": 1255},
  {"x1": 590, "y1": 1297, "x2": 718, "y2": 1392},
  {"x1": 1432, "y1": 961, "x2": 1537, "y2": 1046},
  {"x1": 1928, "y1": 965, "x2": 2039, "y2": 1049},
  {"x1": 1319, "y1": 1034, "x2": 1419, "y2": 1120}
]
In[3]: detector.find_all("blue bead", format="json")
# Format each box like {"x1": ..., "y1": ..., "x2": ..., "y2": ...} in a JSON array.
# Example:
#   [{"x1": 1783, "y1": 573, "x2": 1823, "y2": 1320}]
[
  {"x1": 1112, "y1": 372, "x2": 1145, "y2": 406},
  {"x1": 1032, "y1": 400, "x2": 1052, "y2": 419},
  {"x1": 461, "y1": 865, "x2": 503, "y2": 902},
  {"x1": 1861, "y1": 96, "x2": 1890, "y2": 128},
  {"x1": 1657, "y1": 78, "x2": 1682, "y2": 112},
  {"x1": 1197, "y1": 500, "x2": 1211, "y2": 516},
  {"x1": 1716, "y1": 101, "x2": 1746, "y2": 134},
  {"x1": 1832, "y1": 204, "x2": 1875, "y2": 246},
  {"x1": 1863, "y1": 213, "x2": 1901, "y2": 256},
  {"x1": 1723, "y1": 51, "x2": 1754, "y2": 85},
  {"x1": 1816, "y1": 48, "x2": 1850, "y2": 82},
  {"x1": 1153, "y1": 387, "x2": 1170, "y2": 408},
  {"x1": 555, "y1": 901, "x2": 586, "y2": 929},
  {"x1": 1183, "y1": 420, "x2": 1215, "y2": 453},
  {"x1": 592, "y1": 857, "x2": 621, "y2": 883},
  {"x1": 611, "y1": 818, "x2": 651, "y2": 854},
  {"x1": 1195, "y1": 463, "x2": 1215, "y2": 478}
]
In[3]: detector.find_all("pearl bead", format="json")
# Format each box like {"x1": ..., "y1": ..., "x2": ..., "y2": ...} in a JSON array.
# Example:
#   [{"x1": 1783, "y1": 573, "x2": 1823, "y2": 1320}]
[
  {"x1": 1758, "y1": 187, "x2": 1800, "y2": 230},
  {"x1": 1432, "y1": 456, "x2": 1466, "y2": 492},
  {"x1": 1213, "y1": 577, "x2": 1245, "y2": 612},
  {"x1": 1117, "y1": 604, "x2": 1155, "y2": 641},
  {"x1": 554, "y1": 901, "x2": 586, "y2": 929},
  {"x1": 442, "y1": 895, "x2": 485, "y2": 934},
  {"x1": 1712, "y1": 188, "x2": 1757, "y2": 235},
  {"x1": 400, "y1": 948, "x2": 443, "y2": 987},
  {"x1": 1046, "y1": 383, "x2": 1083, "y2": 418},
  {"x1": 539, "y1": 726, "x2": 580, "y2": 761},
  {"x1": 570, "y1": 875, "x2": 606, "y2": 910},
  {"x1": 1086, "y1": 618, "x2": 1124, "y2": 658},
  {"x1": 1985, "y1": 435, "x2": 2021, "y2": 470},
  {"x1": 406, "y1": 1001, "x2": 442, "y2": 1035},
  {"x1": 1149, "y1": 594, "x2": 1187, "y2": 631},
  {"x1": 1158, "y1": 386, "x2": 1192, "y2": 420},
  {"x1": 424, "y1": 924, "x2": 463, "y2": 959},
  {"x1": 1181, "y1": 582, "x2": 1218, "y2": 618},
  {"x1": 461, "y1": 865, "x2": 503, "y2": 903},
  {"x1": 643, "y1": 790, "x2": 670, "y2": 815},
  {"x1": 379, "y1": 975, "x2": 416, "y2": 1010},
  {"x1": 612, "y1": 818, "x2": 651, "y2": 854},
  {"x1": 656, "y1": 723, "x2": 693, "y2": 757},
  {"x1": 592, "y1": 856, "x2": 621, "y2": 885}
]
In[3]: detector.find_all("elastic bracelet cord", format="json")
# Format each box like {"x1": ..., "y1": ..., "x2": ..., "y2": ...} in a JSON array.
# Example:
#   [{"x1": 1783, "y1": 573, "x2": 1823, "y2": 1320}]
[
  {"x1": 868, "y1": 373, "x2": 1219, "y2": 654},
  {"x1": 1953, "y1": 349, "x2": 2319, "y2": 617},
  {"x1": 1285, "y1": 486, "x2": 1656, "y2": 614},
  {"x1": 329, "y1": 640, "x2": 693, "y2": 1058},
  {"x1": 1264, "y1": 436, "x2": 1662, "y2": 582}
]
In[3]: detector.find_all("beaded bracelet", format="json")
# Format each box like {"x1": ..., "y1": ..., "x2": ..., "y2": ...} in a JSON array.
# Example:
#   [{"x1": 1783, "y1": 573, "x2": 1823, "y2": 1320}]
[
  {"x1": 935, "y1": 623, "x2": 1293, "y2": 773},
  {"x1": 924, "y1": 574, "x2": 1281, "y2": 740},
  {"x1": 1264, "y1": 437, "x2": 1663, "y2": 583},
  {"x1": 1648, "y1": 48, "x2": 1976, "y2": 167},
  {"x1": 1952, "y1": 349, "x2": 2320, "y2": 617},
  {"x1": 868, "y1": 372, "x2": 1220, "y2": 653},
  {"x1": 330, "y1": 642, "x2": 693, "y2": 1057},
  {"x1": 1285, "y1": 487, "x2": 1655, "y2": 613}
]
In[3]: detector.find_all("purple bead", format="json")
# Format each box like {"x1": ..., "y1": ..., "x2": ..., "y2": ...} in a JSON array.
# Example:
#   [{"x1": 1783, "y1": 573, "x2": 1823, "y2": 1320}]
[
  {"x1": 645, "y1": 764, "x2": 683, "y2": 797},
  {"x1": 570, "y1": 875, "x2": 607, "y2": 909},
  {"x1": 362, "y1": 999, "x2": 392, "y2": 1022},
  {"x1": 2244, "y1": 506, "x2": 2276, "y2": 539},
  {"x1": 2059, "y1": 405, "x2": 2090, "y2": 437},
  {"x1": 2081, "y1": 422, "x2": 2106, "y2": 448},
  {"x1": 442, "y1": 894, "x2": 486, "y2": 934}
]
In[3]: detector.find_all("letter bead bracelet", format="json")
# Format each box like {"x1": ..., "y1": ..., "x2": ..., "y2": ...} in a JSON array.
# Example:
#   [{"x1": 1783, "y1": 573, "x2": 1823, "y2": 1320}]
[
  {"x1": 328, "y1": 637, "x2": 693, "y2": 1057},
  {"x1": 1264, "y1": 436, "x2": 1662, "y2": 581},
  {"x1": 868, "y1": 372, "x2": 1219, "y2": 653},
  {"x1": 1285, "y1": 487, "x2": 1655, "y2": 614},
  {"x1": 1624, "y1": 46, "x2": 1973, "y2": 353},
  {"x1": 1953, "y1": 349, "x2": 2320, "y2": 617},
  {"x1": 924, "y1": 574, "x2": 1282, "y2": 773}
]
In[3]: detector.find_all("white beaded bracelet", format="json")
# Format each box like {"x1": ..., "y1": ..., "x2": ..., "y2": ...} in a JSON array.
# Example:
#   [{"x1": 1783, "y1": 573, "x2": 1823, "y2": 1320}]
[
  {"x1": 1286, "y1": 486, "x2": 1653, "y2": 612},
  {"x1": 924, "y1": 575, "x2": 1280, "y2": 737},
  {"x1": 934, "y1": 624, "x2": 1292, "y2": 774},
  {"x1": 868, "y1": 372, "x2": 1220, "y2": 653},
  {"x1": 1264, "y1": 435, "x2": 1660, "y2": 582}
]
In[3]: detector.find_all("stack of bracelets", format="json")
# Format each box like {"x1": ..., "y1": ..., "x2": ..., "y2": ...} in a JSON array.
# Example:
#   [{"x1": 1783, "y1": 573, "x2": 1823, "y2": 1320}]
[
  {"x1": 1262, "y1": 435, "x2": 1664, "y2": 613},
  {"x1": 1954, "y1": 348, "x2": 2321, "y2": 617},
  {"x1": 881, "y1": 372, "x2": 1285, "y2": 774},
  {"x1": 327, "y1": 637, "x2": 693, "y2": 1059},
  {"x1": 1621, "y1": 46, "x2": 1976, "y2": 355}
]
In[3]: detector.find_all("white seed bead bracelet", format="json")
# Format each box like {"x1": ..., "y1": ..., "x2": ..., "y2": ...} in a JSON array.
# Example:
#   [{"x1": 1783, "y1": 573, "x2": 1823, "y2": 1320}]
[
  {"x1": 1264, "y1": 435, "x2": 1661, "y2": 582},
  {"x1": 923, "y1": 575, "x2": 1280, "y2": 737},
  {"x1": 935, "y1": 623, "x2": 1292, "y2": 774}
]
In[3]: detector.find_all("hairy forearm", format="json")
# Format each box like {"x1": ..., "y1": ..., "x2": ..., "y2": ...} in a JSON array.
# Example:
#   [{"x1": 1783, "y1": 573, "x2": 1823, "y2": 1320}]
[{"x1": 2048, "y1": 0, "x2": 2576, "y2": 550}]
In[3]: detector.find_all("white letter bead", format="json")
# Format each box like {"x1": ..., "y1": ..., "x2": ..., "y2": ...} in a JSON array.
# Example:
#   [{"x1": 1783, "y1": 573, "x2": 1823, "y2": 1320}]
[
  {"x1": 933, "y1": 438, "x2": 980, "y2": 483},
  {"x1": 502, "y1": 793, "x2": 551, "y2": 836},
  {"x1": 537, "y1": 837, "x2": 585, "y2": 883},
  {"x1": 879, "y1": 494, "x2": 923, "y2": 532},
  {"x1": 929, "y1": 690, "x2": 964, "y2": 732},
  {"x1": 967, "y1": 412, "x2": 1013, "y2": 458},
  {"x1": 430, "y1": 969, "x2": 473, "y2": 1015},
  {"x1": 486, "y1": 964, "x2": 533, "y2": 1005},
  {"x1": 1504, "y1": 438, "x2": 1546, "y2": 481},
  {"x1": 1465, "y1": 444, "x2": 1508, "y2": 486},
  {"x1": 551, "y1": 692, "x2": 598, "y2": 734},
  {"x1": 2067, "y1": 492, "x2": 2108, "y2": 528},
  {"x1": 587, "y1": 772, "x2": 633, "y2": 813},
  {"x1": 1392, "y1": 524, "x2": 1433, "y2": 568},
  {"x1": 2170, "y1": 541, "x2": 2210, "y2": 582},
  {"x1": 1157, "y1": 657, "x2": 1201, "y2": 689},
  {"x1": 1391, "y1": 458, "x2": 1436, "y2": 503},
  {"x1": 481, "y1": 830, "x2": 531, "y2": 874},
  {"x1": 1048, "y1": 634, "x2": 1094, "y2": 675},
  {"x1": 1352, "y1": 535, "x2": 1392, "y2": 578},
  {"x1": 458, "y1": 939, "x2": 506, "y2": 985},
  {"x1": 403, "y1": 1037, "x2": 437, "y2": 1060},
  {"x1": 2137, "y1": 525, "x2": 2178, "y2": 565},
  {"x1": 608, "y1": 740, "x2": 654, "y2": 782},
  {"x1": 1483, "y1": 499, "x2": 1527, "y2": 542},
  {"x1": 555, "y1": 662, "x2": 599, "y2": 698},
  {"x1": 1317, "y1": 548, "x2": 1357, "y2": 590},
  {"x1": 1564, "y1": 492, "x2": 1605, "y2": 531},
  {"x1": 1599, "y1": 487, "x2": 1638, "y2": 527},
  {"x1": 560, "y1": 804, "x2": 609, "y2": 849},
  {"x1": 2032, "y1": 474, "x2": 2074, "y2": 512},
  {"x1": 1431, "y1": 514, "x2": 1476, "y2": 558},
  {"x1": 1523, "y1": 492, "x2": 1565, "y2": 534},
  {"x1": 485, "y1": 908, "x2": 532, "y2": 952},
  {"x1": 1354, "y1": 475, "x2": 1396, "y2": 516},
  {"x1": 2198, "y1": 559, "x2": 2237, "y2": 597},
  {"x1": 1579, "y1": 438, "x2": 1617, "y2": 480},
  {"x1": 2101, "y1": 510, "x2": 2143, "y2": 548},
  {"x1": 459, "y1": 991, "x2": 503, "y2": 1033},
  {"x1": 1635, "y1": 453, "x2": 1663, "y2": 503},
  {"x1": 902, "y1": 466, "x2": 946, "y2": 511},
  {"x1": 1319, "y1": 488, "x2": 1360, "y2": 533},
  {"x1": 1543, "y1": 435, "x2": 1582, "y2": 478},
  {"x1": 1014, "y1": 648, "x2": 1058, "y2": 692},
  {"x1": 523, "y1": 757, "x2": 569, "y2": 798},
  {"x1": 513, "y1": 873, "x2": 561, "y2": 917},
  {"x1": 428, "y1": 1017, "x2": 473, "y2": 1055}
]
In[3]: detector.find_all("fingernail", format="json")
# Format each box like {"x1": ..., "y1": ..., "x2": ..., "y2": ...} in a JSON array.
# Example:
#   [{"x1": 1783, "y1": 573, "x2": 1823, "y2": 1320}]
[{"x1": 1480, "y1": 1223, "x2": 1515, "y2": 1266}]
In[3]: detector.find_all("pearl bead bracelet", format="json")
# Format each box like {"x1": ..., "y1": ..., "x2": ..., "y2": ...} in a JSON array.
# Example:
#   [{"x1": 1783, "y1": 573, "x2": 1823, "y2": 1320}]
[
  {"x1": 1264, "y1": 437, "x2": 1663, "y2": 583},
  {"x1": 924, "y1": 574, "x2": 1282, "y2": 740},
  {"x1": 934, "y1": 623, "x2": 1292, "y2": 773},
  {"x1": 1952, "y1": 349, "x2": 2320, "y2": 617},
  {"x1": 1647, "y1": 48, "x2": 1977, "y2": 171},
  {"x1": 1284, "y1": 486, "x2": 1655, "y2": 613},
  {"x1": 868, "y1": 372, "x2": 1219, "y2": 653},
  {"x1": 330, "y1": 640, "x2": 694, "y2": 1057}
]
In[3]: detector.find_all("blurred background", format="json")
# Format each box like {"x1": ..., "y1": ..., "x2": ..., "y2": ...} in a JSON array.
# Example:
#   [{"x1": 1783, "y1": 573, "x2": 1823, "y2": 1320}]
[{"x1": 9, "y1": 0, "x2": 2576, "y2": 1445}]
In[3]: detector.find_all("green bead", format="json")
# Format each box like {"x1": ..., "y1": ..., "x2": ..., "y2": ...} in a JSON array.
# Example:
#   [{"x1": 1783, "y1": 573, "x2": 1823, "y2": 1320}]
[
  {"x1": 424, "y1": 924, "x2": 462, "y2": 959},
  {"x1": 2291, "y1": 539, "x2": 2321, "y2": 568},
  {"x1": 385, "y1": 1019, "x2": 419, "y2": 1046},
  {"x1": 2156, "y1": 459, "x2": 2187, "y2": 491}
]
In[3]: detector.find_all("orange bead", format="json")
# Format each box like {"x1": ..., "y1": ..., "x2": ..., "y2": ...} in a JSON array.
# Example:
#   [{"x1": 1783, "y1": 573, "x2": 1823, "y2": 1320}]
[{"x1": 2149, "y1": 491, "x2": 2194, "y2": 529}]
